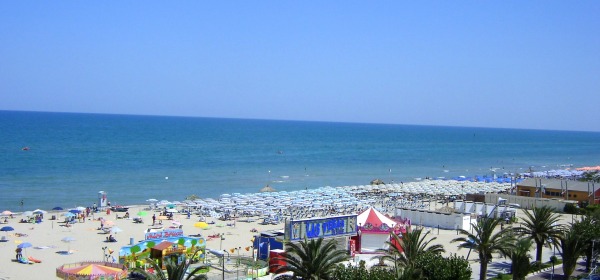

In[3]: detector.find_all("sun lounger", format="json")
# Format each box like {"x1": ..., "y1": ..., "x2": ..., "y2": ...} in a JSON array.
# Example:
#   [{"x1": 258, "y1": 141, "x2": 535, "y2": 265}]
[{"x1": 28, "y1": 256, "x2": 41, "y2": 263}]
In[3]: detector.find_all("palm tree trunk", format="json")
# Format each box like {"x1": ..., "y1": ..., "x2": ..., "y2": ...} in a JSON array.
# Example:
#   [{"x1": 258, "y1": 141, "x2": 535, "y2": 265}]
[
  {"x1": 479, "y1": 260, "x2": 488, "y2": 280},
  {"x1": 536, "y1": 242, "x2": 543, "y2": 263},
  {"x1": 584, "y1": 247, "x2": 592, "y2": 272}
]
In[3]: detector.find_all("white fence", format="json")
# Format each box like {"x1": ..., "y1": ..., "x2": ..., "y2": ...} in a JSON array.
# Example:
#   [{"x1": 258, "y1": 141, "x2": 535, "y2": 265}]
[
  {"x1": 394, "y1": 208, "x2": 471, "y2": 230},
  {"x1": 484, "y1": 193, "x2": 574, "y2": 211}
]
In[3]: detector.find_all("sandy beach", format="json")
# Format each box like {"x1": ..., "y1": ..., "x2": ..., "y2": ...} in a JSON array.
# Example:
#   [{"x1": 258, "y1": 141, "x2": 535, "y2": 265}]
[
  {"x1": 0, "y1": 199, "x2": 578, "y2": 280},
  {"x1": 0, "y1": 206, "x2": 282, "y2": 280}
]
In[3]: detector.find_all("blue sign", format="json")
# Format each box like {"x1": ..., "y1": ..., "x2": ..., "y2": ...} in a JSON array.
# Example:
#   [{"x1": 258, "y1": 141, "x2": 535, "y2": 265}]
[{"x1": 285, "y1": 215, "x2": 357, "y2": 241}]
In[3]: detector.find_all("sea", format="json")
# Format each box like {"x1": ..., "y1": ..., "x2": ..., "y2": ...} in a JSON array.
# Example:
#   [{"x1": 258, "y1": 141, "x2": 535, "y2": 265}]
[{"x1": 1, "y1": 110, "x2": 599, "y2": 211}]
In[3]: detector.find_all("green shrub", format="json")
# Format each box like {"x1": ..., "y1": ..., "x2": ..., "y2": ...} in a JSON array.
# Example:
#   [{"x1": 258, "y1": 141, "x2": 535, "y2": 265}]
[{"x1": 564, "y1": 203, "x2": 579, "y2": 214}]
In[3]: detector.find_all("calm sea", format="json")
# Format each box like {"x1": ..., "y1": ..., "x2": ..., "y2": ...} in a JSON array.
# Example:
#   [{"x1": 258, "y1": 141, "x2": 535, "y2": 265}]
[{"x1": 1, "y1": 110, "x2": 599, "y2": 211}]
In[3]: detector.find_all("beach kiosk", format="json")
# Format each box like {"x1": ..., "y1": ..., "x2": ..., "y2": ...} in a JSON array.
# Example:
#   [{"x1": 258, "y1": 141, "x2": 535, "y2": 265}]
[
  {"x1": 119, "y1": 229, "x2": 206, "y2": 270},
  {"x1": 356, "y1": 207, "x2": 409, "y2": 253}
]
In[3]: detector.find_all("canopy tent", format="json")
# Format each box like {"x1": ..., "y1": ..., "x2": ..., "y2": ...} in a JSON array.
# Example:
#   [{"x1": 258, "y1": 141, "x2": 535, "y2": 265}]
[
  {"x1": 357, "y1": 207, "x2": 397, "y2": 233},
  {"x1": 357, "y1": 207, "x2": 409, "y2": 253}
]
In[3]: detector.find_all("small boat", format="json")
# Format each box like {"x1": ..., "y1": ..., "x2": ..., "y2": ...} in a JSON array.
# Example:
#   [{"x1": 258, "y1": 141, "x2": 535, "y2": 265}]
[
  {"x1": 22, "y1": 147, "x2": 30, "y2": 151},
  {"x1": 111, "y1": 206, "x2": 129, "y2": 212}
]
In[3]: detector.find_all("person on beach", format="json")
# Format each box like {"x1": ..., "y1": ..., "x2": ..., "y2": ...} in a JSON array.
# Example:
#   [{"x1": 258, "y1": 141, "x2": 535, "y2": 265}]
[
  {"x1": 15, "y1": 247, "x2": 22, "y2": 260},
  {"x1": 152, "y1": 214, "x2": 156, "y2": 226}
]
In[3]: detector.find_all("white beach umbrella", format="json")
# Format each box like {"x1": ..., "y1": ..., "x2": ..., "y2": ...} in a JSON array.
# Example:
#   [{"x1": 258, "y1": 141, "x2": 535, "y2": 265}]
[
  {"x1": 32, "y1": 209, "x2": 47, "y2": 214},
  {"x1": 110, "y1": 227, "x2": 123, "y2": 234}
]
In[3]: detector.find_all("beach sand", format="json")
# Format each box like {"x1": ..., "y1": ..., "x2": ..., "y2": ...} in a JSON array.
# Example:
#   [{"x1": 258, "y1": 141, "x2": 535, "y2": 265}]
[
  {"x1": 0, "y1": 205, "x2": 576, "y2": 280},
  {"x1": 0, "y1": 206, "x2": 281, "y2": 280}
]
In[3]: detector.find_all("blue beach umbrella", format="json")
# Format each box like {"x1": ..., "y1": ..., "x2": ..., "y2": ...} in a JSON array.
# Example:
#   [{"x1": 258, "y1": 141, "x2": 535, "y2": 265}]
[
  {"x1": 69, "y1": 209, "x2": 81, "y2": 214},
  {"x1": 17, "y1": 242, "x2": 32, "y2": 249},
  {"x1": 63, "y1": 212, "x2": 76, "y2": 218},
  {"x1": 0, "y1": 226, "x2": 14, "y2": 232},
  {"x1": 53, "y1": 207, "x2": 64, "y2": 211}
]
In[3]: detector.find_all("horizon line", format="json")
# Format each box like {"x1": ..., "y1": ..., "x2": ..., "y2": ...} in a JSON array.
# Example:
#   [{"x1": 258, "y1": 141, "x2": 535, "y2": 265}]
[{"x1": 1, "y1": 109, "x2": 598, "y2": 134}]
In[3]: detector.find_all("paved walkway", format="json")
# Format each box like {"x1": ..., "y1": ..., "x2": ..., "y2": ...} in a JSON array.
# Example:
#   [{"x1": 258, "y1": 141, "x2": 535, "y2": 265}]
[{"x1": 526, "y1": 261, "x2": 589, "y2": 280}]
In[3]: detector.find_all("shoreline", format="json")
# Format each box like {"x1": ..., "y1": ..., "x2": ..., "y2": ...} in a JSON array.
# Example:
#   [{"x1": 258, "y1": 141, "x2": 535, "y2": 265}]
[{"x1": 4, "y1": 168, "x2": 571, "y2": 213}]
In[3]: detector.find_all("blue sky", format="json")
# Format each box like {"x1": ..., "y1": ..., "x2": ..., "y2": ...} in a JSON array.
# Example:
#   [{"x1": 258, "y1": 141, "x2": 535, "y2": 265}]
[{"x1": 1, "y1": 2, "x2": 599, "y2": 131}]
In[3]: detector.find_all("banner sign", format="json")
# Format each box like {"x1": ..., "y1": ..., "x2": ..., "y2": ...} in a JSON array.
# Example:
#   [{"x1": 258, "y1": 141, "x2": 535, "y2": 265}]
[
  {"x1": 285, "y1": 215, "x2": 357, "y2": 241},
  {"x1": 145, "y1": 229, "x2": 184, "y2": 240}
]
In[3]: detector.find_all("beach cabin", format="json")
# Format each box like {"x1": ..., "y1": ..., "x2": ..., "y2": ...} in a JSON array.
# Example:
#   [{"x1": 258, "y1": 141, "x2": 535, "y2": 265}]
[{"x1": 253, "y1": 230, "x2": 284, "y2": 261}]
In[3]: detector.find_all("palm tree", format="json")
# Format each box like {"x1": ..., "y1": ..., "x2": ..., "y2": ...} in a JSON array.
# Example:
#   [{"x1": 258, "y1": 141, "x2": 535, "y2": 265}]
[
  {"x1": 558, "y1": 227, "x2": 586, "y2": 278},
  {"x1": 131, "y1": 256, "x2": 208, "y2": 280},
  {"x1": 508, "y1": 237, "x2": 533, "y2": 280},
  {"x1": 572, "y1": 214, "x2": 600, "y2": 272},
  {"x1": 274, "y1": 237, "x2": 349, "y2": 280},
  {"x1": 516, "y1": 206, "x2": 562, "y2": 264},
  {"x1": 452, "y1": 217, "x2": 514, "y2": 280},
  {"x1": 374, "y1": 228, "x2": 444, "y2": 274}
]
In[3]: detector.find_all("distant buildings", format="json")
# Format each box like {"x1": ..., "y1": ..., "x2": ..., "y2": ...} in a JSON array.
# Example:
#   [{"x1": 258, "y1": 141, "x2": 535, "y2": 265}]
[{"x1": 516, "y1": 178, "x2": 599, "y2": 205}]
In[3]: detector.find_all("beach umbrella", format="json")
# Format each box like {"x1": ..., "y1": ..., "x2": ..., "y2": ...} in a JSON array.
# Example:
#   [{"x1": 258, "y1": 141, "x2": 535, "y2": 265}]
[
  {"x1": 166, "y1": 208, "x2": 178, "y2": 213},
  {"x1": 22, "y1": 211, "x2": 33, "y2": 217},
  {"x1": 260, "y1": 185, "x2": 276, "y2": 193},
  {"x1": 63, "y1": 212, "x2": 76, "y2": 218},
  {"x1": 56, "y1": 262, "x2": 128, "y2": 279},
  {"x1": 1, "y1": 226, "x2": 14, "y2": 232},
  {"x1": 1, "y1": 210, "x2": 13, "y2": 216},
  {"x1": 68, "y1": 209, "x2": 81, "y2": 214},
  {"x1": 17, "y1": 242, "x2": 32, "y2": 249},
  {"x1": 75, "y1": 206, "x2": 86, "y2": 211},
  {"x1": 194, "y1": 222, "x2": 209, "y2": 229},
  {"x1": 52, "y1": 207, "x2": 64, "y2": 211},
  {"x1": 110, "y1": 227, "x2": 123, "y2": 234},
  {"x1": 33, "y1": 209, "x2": 47, "y2": 214},
  {"x1": 103, "y1": 220, "x2": 115, "y2": 227},
  {"x1": 61, "y1": 236, "x2": 75, "y2": 253},
  {"x1": 136, "y1": 211, "x2": 147, "y2": 216}
]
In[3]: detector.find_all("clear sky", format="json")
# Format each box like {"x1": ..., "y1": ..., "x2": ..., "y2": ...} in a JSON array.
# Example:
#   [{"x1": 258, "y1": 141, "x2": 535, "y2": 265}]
[{"x1": 1, "y1": 2, "x2": 599, "y2": 132}]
